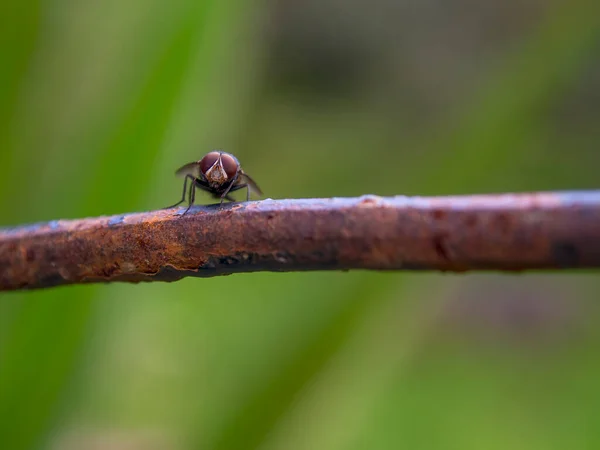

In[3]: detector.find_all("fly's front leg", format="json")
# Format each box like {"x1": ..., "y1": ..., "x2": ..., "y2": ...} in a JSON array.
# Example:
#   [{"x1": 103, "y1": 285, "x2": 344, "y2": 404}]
[
  {"x1": 166, "y1": 175, "x2": 195, "y2": 209},
  {"x1": 180, "y1": 178, "x2": 196, "y2": 217},
  {"x1": 219, "y1": 173, "x2": 240, "y2": 205}
]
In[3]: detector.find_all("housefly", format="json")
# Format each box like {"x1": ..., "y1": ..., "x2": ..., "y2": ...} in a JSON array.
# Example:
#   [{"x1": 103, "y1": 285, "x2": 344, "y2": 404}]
[{"x1": 166, "y1": 151, "x2": 262, "y2": 215}]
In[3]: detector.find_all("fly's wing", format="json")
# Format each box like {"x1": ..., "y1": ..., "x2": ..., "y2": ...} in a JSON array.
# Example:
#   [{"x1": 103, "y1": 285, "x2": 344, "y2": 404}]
[
  {"x1": 175, "y1": 162, "x2": 202, "y2": 179},
  {"x1": 240, "y1": 171, "x2": 263, "y2": 197}
]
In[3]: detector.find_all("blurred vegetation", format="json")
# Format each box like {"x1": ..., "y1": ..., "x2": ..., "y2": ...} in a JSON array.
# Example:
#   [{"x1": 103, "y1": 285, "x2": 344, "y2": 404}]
[{"x1": 1, "y1": 0, "x2": 600, "y2": 449}]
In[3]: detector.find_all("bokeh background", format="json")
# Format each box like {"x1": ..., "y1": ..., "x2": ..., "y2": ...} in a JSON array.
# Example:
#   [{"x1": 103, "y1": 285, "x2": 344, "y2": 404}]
[{"x1": 1, "y1": 0, "x2": 600, "y2": 448}]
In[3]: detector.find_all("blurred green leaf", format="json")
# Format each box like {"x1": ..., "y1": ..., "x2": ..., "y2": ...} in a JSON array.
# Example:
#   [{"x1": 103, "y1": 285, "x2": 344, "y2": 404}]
[
  {"x1": 203, "y1": 277, "x2": 388, "y2": 450},
  {"x1": 0, "y1": 2, "x2": 42, "y2": 212},
  {"x1": 0, "y1": 290, "x2": 95, "y2": 450}
]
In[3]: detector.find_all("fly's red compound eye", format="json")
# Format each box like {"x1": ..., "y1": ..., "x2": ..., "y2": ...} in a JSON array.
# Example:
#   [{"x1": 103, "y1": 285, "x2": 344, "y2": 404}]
[
  {"x1": 199, "y1": 152, "x2": 220, "y2": 174},
  {"x1": 220, "y1": 153, "x2": 239, "y2": 179}
]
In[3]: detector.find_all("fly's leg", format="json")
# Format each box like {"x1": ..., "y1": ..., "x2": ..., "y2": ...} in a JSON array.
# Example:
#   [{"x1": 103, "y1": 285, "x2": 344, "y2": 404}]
[
  {"x1": 219, "y1": 183, "x2": 247, "y2": 204},
  {"x1": 219, "y1": 173, "x2": 240, "y2": 205},
  {"x1": 166, "y1": 175, "x2": 195, "y2": 209},
  {"x1": 180, "y1": 179, "x2": 196, "y2": 217}
]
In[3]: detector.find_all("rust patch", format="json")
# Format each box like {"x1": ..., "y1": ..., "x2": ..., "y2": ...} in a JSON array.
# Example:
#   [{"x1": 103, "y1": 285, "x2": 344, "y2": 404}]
[
  {"x1": 357, "y1": 195, "x2": 383, "y2": 207},
  {"x1": 432, "y1": 209, "x2": 446, "y2": 220},
  {"x1": 493, "y1": 213, "x2": 512, "y2": 234},
  {"x1": 464, "y1": 215, "x2": 477, "y2": 228},
  {"x1": 26, "y1": 249, "x2": 36, "y2": 262},
  {"x1": 433, "y1": 233, "x2": 450, "y2": 261}
]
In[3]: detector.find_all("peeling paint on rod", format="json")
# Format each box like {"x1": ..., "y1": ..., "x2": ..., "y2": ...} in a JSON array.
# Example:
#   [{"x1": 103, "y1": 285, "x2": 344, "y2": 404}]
[{"x1": 1, "y1": 191, "x2": 600, "y2": 291}]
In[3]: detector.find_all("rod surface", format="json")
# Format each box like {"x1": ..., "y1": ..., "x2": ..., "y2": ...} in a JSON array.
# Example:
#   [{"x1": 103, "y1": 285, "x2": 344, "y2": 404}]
[{"x1": 1, "y1": 191, "x2": 599, "y2": 291}]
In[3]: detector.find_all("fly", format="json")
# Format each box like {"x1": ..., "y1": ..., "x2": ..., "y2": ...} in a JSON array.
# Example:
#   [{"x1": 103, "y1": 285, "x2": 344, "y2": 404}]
[{"x1": 166, "y1": 151, "x2": 263, "y2": 216}]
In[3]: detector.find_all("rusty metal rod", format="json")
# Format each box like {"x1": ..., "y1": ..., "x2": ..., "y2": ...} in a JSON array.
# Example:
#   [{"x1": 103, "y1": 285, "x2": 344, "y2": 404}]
[{"x1": 1, "y1": 191, "x2": 599, "y2": 291}]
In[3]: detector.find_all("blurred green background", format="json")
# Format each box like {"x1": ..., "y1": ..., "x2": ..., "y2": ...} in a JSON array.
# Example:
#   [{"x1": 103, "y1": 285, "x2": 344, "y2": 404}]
[{"x1": 1, "y1": 0, "x2": 600, "y2": 448}]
